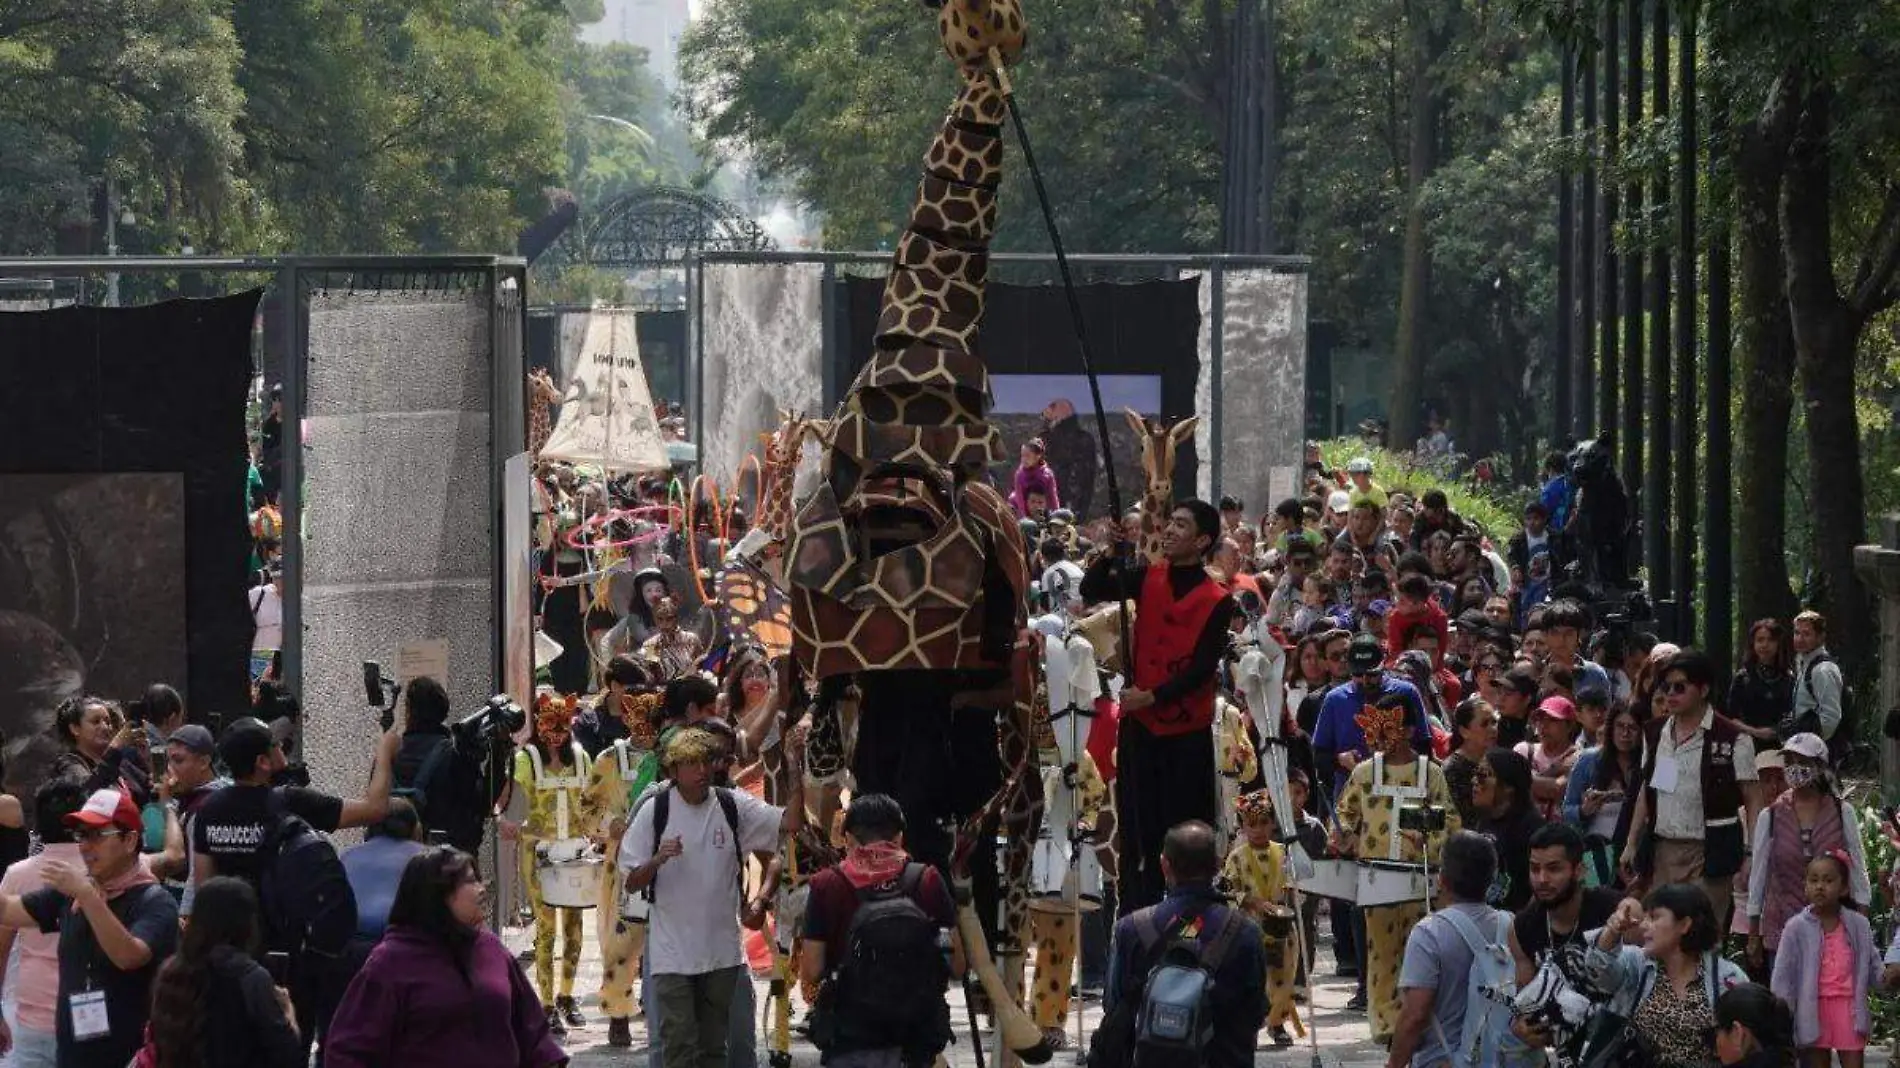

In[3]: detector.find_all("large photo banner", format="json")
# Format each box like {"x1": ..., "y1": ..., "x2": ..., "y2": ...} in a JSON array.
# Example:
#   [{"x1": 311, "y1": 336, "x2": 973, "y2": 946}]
[{"x1": 541, "y1": 308, "x2": 670, "y2": 473}]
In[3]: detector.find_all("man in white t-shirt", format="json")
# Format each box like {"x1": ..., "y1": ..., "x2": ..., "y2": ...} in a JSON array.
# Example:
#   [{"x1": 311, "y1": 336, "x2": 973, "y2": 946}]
[{"x1": 623, "y1": 727, "x2": 801, "y2": 1068}]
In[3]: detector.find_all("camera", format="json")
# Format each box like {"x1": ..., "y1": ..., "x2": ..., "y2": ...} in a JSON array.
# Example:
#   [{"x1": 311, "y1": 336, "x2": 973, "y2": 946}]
[
  {"x1": 452, "y1": 694, "x2": 527, "y2": 753},
  {"x1": 1398, "y1": 805, "x2": 1446, "y2": 833}
]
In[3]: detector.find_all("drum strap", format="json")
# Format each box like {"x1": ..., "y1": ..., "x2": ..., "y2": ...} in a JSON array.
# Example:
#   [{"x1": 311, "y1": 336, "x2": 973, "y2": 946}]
[
  {"x1": 1371, "y1": 755, "x2": 1429, "y2": 861},
  {"x1": 526, "y1": 742, "x2": 590, "y2": 840}
]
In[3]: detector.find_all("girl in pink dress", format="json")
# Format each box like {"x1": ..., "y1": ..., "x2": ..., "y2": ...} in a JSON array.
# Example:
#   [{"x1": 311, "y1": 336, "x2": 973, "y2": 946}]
[{"x1": 1769, "y1": 851, "x2": 1880, "y2": 1067}]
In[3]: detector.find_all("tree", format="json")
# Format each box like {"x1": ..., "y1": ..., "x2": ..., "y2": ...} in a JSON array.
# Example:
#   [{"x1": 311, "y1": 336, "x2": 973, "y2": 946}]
[{"x1": 0, "y1": 0, "x2": 251, "y2": 254}]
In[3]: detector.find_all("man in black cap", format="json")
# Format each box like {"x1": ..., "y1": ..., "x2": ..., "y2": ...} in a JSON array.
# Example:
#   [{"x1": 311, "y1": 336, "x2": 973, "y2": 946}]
[
  {"x1": 148, "y1": 724, "x2": 226, "y2": 908},
  {"x1": 1080, "y1": 498, "x2": 1235, "y2": 913},
  {"x1": 193, "y1": 718, "x2": 399, "y2": 891}
]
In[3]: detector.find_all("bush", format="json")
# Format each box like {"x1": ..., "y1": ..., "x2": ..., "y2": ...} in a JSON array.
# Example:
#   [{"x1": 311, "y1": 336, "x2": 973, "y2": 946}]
[{"x1": 1314, "y1": 440, "x2": 1526, "y2": 542}]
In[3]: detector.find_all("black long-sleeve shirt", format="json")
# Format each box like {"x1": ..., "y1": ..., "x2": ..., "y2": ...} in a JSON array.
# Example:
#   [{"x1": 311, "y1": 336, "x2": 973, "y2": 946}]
[{"x1": 1080, "y1": 555, "x2": 1236, "y2": 706}]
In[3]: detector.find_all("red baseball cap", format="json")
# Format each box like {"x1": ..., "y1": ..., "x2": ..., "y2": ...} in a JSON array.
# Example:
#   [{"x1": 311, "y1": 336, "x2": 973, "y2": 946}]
[
  {"x1": 1535, "y1": 696, "x2": 1577, "y2": 722},
  {"x1": 64, "y1": 788, "x2": 142, "y2": 835}
]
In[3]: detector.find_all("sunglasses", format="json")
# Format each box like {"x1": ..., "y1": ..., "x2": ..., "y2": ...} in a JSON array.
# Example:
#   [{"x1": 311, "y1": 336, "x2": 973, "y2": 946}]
[
  {"x1": 72, "y1": 828, "x2": 128, "y2": 844},
  {"x1": 1477, "y1": 662, "x2": 1504, "y2": 673},
  {"x1": 1660, "y1": 680, "x2": 1693, "y2": 695}
]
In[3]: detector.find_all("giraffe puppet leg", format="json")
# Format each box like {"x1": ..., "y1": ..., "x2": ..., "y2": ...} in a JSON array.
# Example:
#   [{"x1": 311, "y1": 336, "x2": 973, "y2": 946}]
[{"x1": 1028, "y1": 909, "x2": 1077, "y2": 1032}]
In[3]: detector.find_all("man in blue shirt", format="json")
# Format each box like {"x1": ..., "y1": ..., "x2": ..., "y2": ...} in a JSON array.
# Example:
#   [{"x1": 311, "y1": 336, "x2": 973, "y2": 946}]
[
  {"x1": 1312, "y1": 634, "x2": 1432, "y2": 801},
  {"x1": 341, "y1": 798, "x2": 426, "y2": 940},
  {"x1": 1102, "y1": 821, "x2": 1266, "y2": 1068}
]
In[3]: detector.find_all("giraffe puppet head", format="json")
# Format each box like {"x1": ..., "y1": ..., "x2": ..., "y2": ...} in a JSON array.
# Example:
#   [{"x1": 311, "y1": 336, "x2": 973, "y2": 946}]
[
  {"x1": 1124, "y1": 409, "x2": 1200, "y2": 494},
  {"x1": 929, "y1": 0, "x2": 1027, "y2": 71}
]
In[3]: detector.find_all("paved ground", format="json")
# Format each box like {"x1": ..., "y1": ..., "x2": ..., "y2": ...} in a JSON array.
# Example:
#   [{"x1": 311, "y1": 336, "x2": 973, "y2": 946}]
[
  {"x1": 500, "y1": 902, "x2": 1386, "y2": 1068},
  {"x1": 501, "y1": 906, "x2": 1894, "y2": 1068}
]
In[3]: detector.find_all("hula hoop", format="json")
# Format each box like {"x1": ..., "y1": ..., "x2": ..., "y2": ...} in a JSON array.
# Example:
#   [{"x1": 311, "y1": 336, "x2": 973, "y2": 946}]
[
  {"x1": 739, "y1": 452, "x2": 763, "y2": 523},
  {"x1": 686, "y1": 478, "x2": 710, "y2": 602},
  {"x1": 563, "y1": 504, "x2": 681, "y2": 552}
]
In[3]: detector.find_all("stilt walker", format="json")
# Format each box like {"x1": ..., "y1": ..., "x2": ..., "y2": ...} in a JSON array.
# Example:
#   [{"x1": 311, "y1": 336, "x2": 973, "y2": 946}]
[{"x1": 1025, "y1": 591, "x2": 1106, "y2": 1052}]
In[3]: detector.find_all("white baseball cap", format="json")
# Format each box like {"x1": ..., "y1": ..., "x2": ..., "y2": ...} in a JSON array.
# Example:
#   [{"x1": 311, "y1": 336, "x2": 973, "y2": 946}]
[
  {"x1": 1347, "y1": 457, "x2": 1374, "y2": 474},
  {"x1": 1783, "y1": 733, "x2": 1828, "y2": 761}
]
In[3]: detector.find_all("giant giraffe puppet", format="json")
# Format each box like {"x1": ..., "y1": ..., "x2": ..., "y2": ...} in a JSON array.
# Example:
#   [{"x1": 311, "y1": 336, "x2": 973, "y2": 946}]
[{"x1": 782, "y1": 0, "x2": 1050, "y2": 1061}]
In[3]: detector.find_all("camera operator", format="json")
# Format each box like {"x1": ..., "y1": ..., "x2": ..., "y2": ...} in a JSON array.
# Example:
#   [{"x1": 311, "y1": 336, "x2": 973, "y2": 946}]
[{"x1": 393, "y1": 677, "x2": 490, "y2": 856}]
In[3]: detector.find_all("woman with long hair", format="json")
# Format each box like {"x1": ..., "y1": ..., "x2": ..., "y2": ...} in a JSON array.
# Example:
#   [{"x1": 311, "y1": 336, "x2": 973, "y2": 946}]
[
  {"x1": 725, "y1": 647, "x2": 779, "y2": 764},
  {"x1": 142, "y1": 877, "x2": 301, "y2": 1068},
  {"x1": 46, "y1": 696, "x2": 120, "y2": 783},
  {"x1": 1442, "y1": 697, "x2": 1497, "y2": 827},
  {"x1": 1712, "y1": 983, "x2": 1799, "y2": 1067},
  {"x1": 326, "y1": 848, "x2": 565, "y2": 1068},
  {"x1": 1728, "y1": 619, "x2": 1793, "y2": 748},
  {"x1": 1562, "y1": 700, "x2": 1645, "y2": 886},
  {"x1": 1587, "y1": 883, "x2": 1749, "y2": 1068},
  {"x1": 1471, "y1": 747, "x2": 1544, "y2": 911},
  {"x1": 1744, "y1": 734, "x2": 1872, "y2": 981},
  {"x1": 1285, "y1": 634, "x2": 1330, "y2": 716}
]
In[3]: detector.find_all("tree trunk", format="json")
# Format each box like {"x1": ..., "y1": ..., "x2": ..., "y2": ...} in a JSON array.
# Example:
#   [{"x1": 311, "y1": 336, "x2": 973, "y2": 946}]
[
  {"x1": 1733, "y1": 74, "x2": 1799, "y2": 635},
  {"x1": 1385, "y1": 1, "x2": 1443, "y2": 450},
  {"x1": 1783, "y1": 83, "x2": 1872, "y2": 673}
]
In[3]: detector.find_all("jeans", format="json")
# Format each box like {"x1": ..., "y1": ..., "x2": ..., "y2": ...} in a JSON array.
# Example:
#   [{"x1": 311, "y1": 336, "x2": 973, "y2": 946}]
[
  {"x1": 644, "y1": 957, "x2": 757, "y2": 1068},
  {"x1": 5, "y1": 1024, "x2": 56, "y2": 1068},
  {"x1": 652, "y1": 967, "x2": 745, "y2": 1068}
]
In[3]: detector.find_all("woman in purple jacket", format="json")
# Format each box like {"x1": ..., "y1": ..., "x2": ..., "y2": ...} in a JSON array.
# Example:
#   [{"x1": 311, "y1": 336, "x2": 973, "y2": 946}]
[{"x1": 325, "y1": 848, "x2": 567, "y2": 1068}]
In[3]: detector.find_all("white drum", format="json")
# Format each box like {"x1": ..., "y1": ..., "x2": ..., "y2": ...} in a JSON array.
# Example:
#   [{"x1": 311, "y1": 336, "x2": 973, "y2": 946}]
[
  {"x1": 1293, "y1": 857, "x2": 1360, "y2": 903},
  {"x1": 1029, "y1": 833, "x2": 1103, "y2": 912},
  {"x1": 535, "y1": 838, "x2": 601, "y2": 910},
  {"x1": 1356, "y1": 860, "x2": 1429, "y2": 907}
]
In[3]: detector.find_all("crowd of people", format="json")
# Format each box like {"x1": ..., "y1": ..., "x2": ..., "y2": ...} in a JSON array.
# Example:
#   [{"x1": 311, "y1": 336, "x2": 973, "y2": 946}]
[{"x1": 8, "y1": 409, "x2": 1899, "y2": 1068}]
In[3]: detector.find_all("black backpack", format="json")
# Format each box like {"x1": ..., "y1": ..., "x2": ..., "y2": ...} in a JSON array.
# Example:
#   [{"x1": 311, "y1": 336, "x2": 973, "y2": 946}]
[
  {"x1": 813, "y1": 863, "x2": 951, "y2": 1054},
  {"x1": 1088, "y1": 904, "x2": 1245, "y2": 1068},
  {"x1": 258, "y1": 791, "x2": 358, "y2": 958}
]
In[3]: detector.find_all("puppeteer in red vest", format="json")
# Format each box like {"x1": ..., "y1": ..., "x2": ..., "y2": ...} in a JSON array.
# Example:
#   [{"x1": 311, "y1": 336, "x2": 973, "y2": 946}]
[{"x1": 1080, "y1": 499, "x2": 1237, "y2": 914}]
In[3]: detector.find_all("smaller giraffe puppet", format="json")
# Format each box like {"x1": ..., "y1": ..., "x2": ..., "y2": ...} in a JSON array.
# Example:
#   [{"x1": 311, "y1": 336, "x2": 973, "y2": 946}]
[
  {"x1": 528, "y1": 367, "x2": 561, "y2": 459},
  {"x1": 1123, "y1": 408, "x2": 1200, "y2": 564}
]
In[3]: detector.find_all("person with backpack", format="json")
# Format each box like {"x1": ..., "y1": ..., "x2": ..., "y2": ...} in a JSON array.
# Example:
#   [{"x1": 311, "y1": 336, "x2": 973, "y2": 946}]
[
  {"x1": 620, "y1": 717, "x2": 762, "y2": 1068},
  {"x1": 392, "y1": 675, "x2": 488, "y2": 856},
  {"x1": 800, "y1": 794, "x2": 963, "y2": 1068},
  {"x1": 1787, "y1": 611, "x2": 1848, "y2": 752},
  {"x1": 1743, "y1": 733, "x2": 1871, "y2": 981},
  {"x1": 622, "y1": 726, "x2": 802, "y2": 1068},
  {"x1": 191, "y1": 716, "x2": 397, "y2": 1061},
  {"x1": 1387, "y1": 831, "x2": 1523, "y2": 1068},
  {"x1": 1092, "y1": 820, "x2": 1266, "y2": 1068}
]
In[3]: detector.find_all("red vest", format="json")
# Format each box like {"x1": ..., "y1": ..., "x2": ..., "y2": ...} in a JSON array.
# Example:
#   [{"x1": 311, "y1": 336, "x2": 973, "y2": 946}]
[{"x1": 1131, "y1": 565, "x2": 1225, "y2": 736}]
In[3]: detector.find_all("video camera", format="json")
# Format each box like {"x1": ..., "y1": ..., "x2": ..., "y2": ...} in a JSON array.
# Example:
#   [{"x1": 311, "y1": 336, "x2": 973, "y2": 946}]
[{"x1": 452, "y1": 694, "x2": 526, "y2": 753}]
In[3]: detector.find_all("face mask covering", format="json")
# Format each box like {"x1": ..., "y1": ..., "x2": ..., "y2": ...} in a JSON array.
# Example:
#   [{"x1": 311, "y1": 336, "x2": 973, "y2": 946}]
[{"x1": 1784, "y1": 764, "x2": 1818, "y2": 790}]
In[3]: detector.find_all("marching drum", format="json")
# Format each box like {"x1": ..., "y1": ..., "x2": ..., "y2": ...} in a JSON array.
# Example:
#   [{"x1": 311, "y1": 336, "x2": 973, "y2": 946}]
[
  {"x1": 1259, "y1": 904, "x2": 1296, "y2": 967},
  {"x1": 1293, "y1": 857, "x2": 1360, "y2": 903},
  {"x1": 535, "y1": 838, "x2": 602, "y2": 910},
  {"x1": 1355, "y1": 859, "x2": 1429, "y2": 907}
]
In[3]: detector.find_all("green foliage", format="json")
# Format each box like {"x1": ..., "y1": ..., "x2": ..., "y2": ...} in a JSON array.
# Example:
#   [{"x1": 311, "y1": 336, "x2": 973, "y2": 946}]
[
  {"x1": 0, "y1": 0, "x2": 697, "y2": 257},
  {"x1": 680, "y1": 0, "x2": 1218, "y2": 253},
  {"x1": 1315, "y1": 439, "x2": 1524, "y2": 538}
]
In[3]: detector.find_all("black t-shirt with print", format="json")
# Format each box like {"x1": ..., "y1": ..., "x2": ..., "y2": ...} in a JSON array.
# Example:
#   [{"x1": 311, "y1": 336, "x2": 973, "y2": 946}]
[
  {"x1": 1512, "y1": 886, "x2": 1624, "y2": 1067},
  {"x1": 191, "y1": 783, "x2": 343, "y2": 887},
  {"x1": 24, "y1": 884, "x2": 179, "y2": 1068}
]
